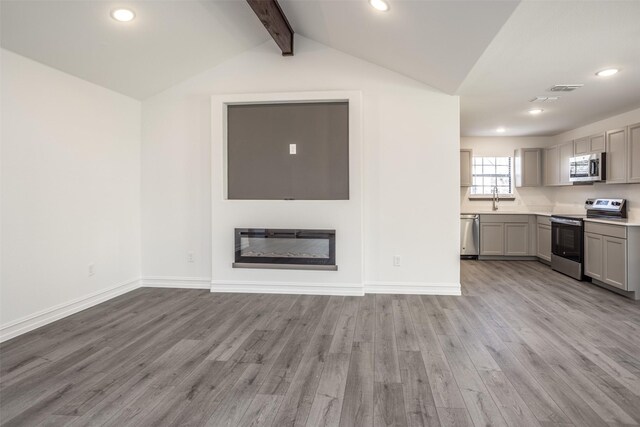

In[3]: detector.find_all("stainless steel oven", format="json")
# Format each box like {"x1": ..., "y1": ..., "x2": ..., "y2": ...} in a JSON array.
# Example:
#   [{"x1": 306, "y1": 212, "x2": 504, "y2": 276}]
[
  {"x1": 570, "y1": 152, "x2": 606, "y2": 182},
  {"x1": 551, "y1": 215, "x2": 584, "y2": 280}
]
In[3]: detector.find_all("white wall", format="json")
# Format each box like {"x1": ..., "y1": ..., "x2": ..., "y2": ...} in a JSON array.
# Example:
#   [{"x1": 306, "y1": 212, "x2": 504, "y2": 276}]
[
  {"x1": 553, "y1": 107, "x2": 640, "y2": 219},
  {"x1": 460, "y1": 136, "x2": 556, "y2": 213},
  {"x1": 1, "y1": 49, "x2": 141, "y2": 337},
  {"x1": 210, "y1": 91, "x2": 363, "y2": 294},
  {"x1": 142, "y1": 37, "x2": 461, "y2": 294}
]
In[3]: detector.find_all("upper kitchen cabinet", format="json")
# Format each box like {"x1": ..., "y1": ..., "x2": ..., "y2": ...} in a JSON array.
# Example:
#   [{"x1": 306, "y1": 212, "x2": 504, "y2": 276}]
[
  {"x1": 607, "y1": 128, "x2": 627, "y2": 184},
  {"x1": 460, "y1": 149, "x2": 473, "y2": 187},
  {"x1": 574, "y1": 132, "x2": 606, "y2": 155},
  {"x1": 558, "y1": 140, "x2": 574, "y2": 185},
  {"x1": 543, "y1": 145, "x2": 560, "y2": 186},
  {"x1": 574, "y1": 137, "x2": 589, "y2": 155},
  {"x1": 514, "y1": 148, "x2": 541, "y2": 187},
  {"x1": 590, "y1": 133, "x2": 606, "y2": 152},
  {"x1": 628, "y1": 122, "x2": 640, "y2": 183}
]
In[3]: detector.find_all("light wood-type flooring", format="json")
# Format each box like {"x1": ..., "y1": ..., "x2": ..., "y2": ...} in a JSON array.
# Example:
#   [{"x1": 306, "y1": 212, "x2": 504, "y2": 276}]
[{"x1": 2, "y1": 260, "x2": 640, "y2": 426}]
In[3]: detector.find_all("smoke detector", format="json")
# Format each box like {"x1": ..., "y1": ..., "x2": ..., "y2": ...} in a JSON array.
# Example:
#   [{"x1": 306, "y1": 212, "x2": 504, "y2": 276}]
[
  {"x1": 548, "y1": 84, "x2": 583, "y2": 92},
  {"x1": 529, "y1": 96, "x2": 560, "y2": 102}
]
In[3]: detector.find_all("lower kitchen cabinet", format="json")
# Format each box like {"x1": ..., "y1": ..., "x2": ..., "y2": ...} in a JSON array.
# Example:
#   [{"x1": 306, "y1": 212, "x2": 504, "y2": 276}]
[
  {"x1": 480, "y1": 223, "x2": 504, "y2": 255},
  {"x1": 479, "y1": 215, "x2": 536, "y2": 257},
  {"x1": 584, "y1": 232, "x2": 604, "y2": 281},
  {"x1": 584, "y1": 222, "x2": 639, "y2": 297},
  {"x1": 603, "y1": 236, "x2": 627, "y2": 289},
  {"x1": 505, "y1": 223, "x2": 529, "y2": 255},
  {"x1": 536, "y1": 218, "x2": 551, "y2": 262}
]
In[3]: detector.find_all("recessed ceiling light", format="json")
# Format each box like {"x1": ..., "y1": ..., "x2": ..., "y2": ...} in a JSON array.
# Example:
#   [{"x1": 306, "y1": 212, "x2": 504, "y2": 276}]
[
  {"x1": 496, "y1": 127, "x2": 506, "y2": 133},
  {"x1": 596, "y1": 68, "x2": 619, "y2": 77},
  {"x1": 528, "y1": 108, "x2": 544, "y2": 115},
  {"x1": 369, "y1": 0, "x2": 389, "y2": 12},
  {"x1": 111, "y1": 8, "x2": 135, "y2": 22}
]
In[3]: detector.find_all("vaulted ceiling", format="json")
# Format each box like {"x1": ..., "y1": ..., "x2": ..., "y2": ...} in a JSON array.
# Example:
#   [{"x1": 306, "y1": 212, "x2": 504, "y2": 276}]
[
  {"x1": 278, "y1": 0, "x2": 519, "y2": 95},
  {"x1": 2, "y1": 0, "x2": 640, "y2": 136},
  {"x1": 1, "y1": 1, "x2": 270, "y2": 99}
]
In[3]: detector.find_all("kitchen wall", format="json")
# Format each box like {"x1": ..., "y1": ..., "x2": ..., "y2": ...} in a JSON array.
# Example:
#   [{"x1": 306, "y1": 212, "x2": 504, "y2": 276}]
[
  {"x1": 141, "y1": 36, "x2": 461, "y2": 294},
  {"x1": 460, "y1": 136, "x2": 556, "y2": 213},
  {"x1": 1, "y1": 49, "x2": 142, "y2": 338},
  {"x1": 553, "y1": 107, "x2": 640, "y2": 219},
  {"x1": 460, "y1": 107, "x2": 640, "y2": 220}
]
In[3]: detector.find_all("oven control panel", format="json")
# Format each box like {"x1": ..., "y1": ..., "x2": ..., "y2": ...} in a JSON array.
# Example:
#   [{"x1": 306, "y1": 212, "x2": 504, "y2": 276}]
[
  {"x1": 586, "y1": 198, "x2": 625, "y2": 211},
  {"x1": 585, "y1": 198, "x2": 627, "y2": 219}
]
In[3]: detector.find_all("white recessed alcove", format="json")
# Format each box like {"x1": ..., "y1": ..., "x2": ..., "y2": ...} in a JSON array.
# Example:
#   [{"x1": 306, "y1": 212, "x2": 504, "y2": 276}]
[{"x1": 211, "y1": 91, "x2": 365, "y2": 295}]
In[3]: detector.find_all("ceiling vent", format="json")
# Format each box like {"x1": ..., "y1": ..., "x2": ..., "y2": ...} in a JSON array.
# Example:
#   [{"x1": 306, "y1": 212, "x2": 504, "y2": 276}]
[
  {"x1": 548, "y1": 84, "x2": 583, "y2": 92},
  {"x1": 530, "y1": 96, "x2": 560, "y2": 102}
]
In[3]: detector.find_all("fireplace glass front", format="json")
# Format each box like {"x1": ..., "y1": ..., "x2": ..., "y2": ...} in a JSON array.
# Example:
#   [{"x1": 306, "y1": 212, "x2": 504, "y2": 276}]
[{"x1": 233, "y1": 229, "x2": 337, "y2": 270}]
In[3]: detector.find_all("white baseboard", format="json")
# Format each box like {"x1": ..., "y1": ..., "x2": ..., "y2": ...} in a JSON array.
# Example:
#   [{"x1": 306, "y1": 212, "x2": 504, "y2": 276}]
[
  {"x1": 210, "y1": 280, "x2": 364, "y2": 296},
  {"x1": 364, "y1": 281, "x2": 462, "y2": 295},
  {"x1": 141, "y1": 276, "x2": 211, "y2": 289},
  {"x1": 211, "y1": 280, "x2": 461, "y2": 296},
  {"x1": 0, "y1": 277, "x2": 141, "y2": 343}
]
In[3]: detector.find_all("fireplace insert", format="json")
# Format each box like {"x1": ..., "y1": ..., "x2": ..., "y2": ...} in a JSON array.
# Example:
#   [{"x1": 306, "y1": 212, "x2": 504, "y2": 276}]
[{"x1": 233, "y1": 228, "x2": 337, "y2": 270}]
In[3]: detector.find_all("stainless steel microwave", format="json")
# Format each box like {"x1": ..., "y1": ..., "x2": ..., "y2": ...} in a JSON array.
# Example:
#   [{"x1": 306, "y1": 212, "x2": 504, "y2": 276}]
[{"x1": 569, "y1": 152, "x2": 606, "y2": 182}]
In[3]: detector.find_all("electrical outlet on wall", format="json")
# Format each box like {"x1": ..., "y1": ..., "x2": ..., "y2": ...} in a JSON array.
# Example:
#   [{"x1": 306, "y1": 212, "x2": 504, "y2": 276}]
[
  {"x1": 187, "y1": 251, "x2": 195, "y2": 263},
  {"x1": 88, "y1": 263, "x2": 95, "y2": 276},
  {"x1": 393, "y1": 255, "x2": 401, "y2": 267}
]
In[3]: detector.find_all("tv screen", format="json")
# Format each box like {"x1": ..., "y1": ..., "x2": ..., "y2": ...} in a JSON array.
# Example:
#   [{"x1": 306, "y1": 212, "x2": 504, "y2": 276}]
[{"x1": 227, "y1": 102, "x2": 349, "y2": 200}]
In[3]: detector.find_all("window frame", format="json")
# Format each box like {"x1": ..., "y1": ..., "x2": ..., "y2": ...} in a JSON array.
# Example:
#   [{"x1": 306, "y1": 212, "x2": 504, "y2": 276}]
[{"x1": 468, "y1": 156, "x2": 515, "y2": 200}]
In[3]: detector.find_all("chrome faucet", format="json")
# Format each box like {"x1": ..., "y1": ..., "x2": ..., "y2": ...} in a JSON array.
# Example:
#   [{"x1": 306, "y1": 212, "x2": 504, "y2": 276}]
[{"x1": 492, "y1": 186, "x2": 500, "y2": 211}]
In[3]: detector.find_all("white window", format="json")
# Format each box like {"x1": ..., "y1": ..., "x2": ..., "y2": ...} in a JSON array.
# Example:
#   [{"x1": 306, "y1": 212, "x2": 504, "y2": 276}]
[{"x1": 470, "y1": 156, "x2": 513, "y2": 197}]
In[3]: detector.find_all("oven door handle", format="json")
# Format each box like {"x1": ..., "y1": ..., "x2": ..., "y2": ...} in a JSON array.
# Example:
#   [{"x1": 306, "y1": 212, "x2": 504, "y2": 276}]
[{"x1": 551, "y1": 217, "x2": 582, "y2": 227}]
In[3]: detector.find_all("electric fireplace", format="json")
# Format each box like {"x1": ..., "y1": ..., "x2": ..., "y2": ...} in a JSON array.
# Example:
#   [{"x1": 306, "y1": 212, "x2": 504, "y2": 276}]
[{"x1": 233, "y1": 228, "x2": 337, "y2": 270}]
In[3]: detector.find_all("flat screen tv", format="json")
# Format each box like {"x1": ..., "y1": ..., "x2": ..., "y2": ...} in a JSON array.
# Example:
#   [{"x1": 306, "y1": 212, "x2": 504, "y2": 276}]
[{"x1": 227, "y1": 101, "x2": 349, "y2": 200}]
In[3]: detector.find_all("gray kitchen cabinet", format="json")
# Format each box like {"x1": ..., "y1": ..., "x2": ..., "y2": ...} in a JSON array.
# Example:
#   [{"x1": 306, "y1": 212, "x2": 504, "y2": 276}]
[
  {"x1": 536, "y1": 218, "x2": 551, "y2": 262},
  {"x1": 603, "y1": 236, "x2": 627, "y2": 289},
  {"x1": 460, "y1": 149, "x2": 473, "y2": 187},
  {"x1": 543, "y1": 145, "x2": 560, "y2": 186},
  {"x1": 479, "y1": 215, "x2": 537, "y2": 258},
  {"x1": 480, "y1": 223, "x2": 505, "y2": 255},
  {"x1": 514, "y1": 148, "x2": 542, "y2": 187},
  {"x1": 584, "y1": 232, "x2": 604, "y2": 281},
  {"x1": 574, "y1": 137, "x2": 589, "y2": 155},
  {"x1": 505, "y1": 223, "x2": 529, "y2": 255},
  {"x1": 574, "y1": 133, "x2": 605, "y2": 155},
  {"x1": 590, "y1": 133, "x2": 606, "y2": 152},
  {"x1": 628, "y1": 122, "x2": 640, "y2": 183},
  {"x1": 606, "y1": 128, "x2": 627, "y2": 184},
  {"x1": 584, "y1": 222, "x2": 639, "y2": 299},
  {"x1": 559, "y1": 140, "x2": 574, "y2": 185}
]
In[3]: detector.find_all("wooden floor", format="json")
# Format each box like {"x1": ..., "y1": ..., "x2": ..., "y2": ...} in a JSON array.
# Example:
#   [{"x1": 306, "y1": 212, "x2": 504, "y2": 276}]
[{"x1": 2, "y1": 261, "x2": 640, "y2": 426}]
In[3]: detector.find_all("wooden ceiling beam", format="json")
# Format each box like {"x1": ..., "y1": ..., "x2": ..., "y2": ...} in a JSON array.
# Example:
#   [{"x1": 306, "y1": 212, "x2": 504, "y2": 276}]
[{"x1": 246, "y1": 0, "x2": 294, "y2": 56}]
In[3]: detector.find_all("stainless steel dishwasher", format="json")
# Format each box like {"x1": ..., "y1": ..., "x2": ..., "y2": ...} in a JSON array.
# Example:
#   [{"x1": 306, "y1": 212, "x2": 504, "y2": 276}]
[{"x1": 460, "y1": 214, "x2": 479, "y2": 258}]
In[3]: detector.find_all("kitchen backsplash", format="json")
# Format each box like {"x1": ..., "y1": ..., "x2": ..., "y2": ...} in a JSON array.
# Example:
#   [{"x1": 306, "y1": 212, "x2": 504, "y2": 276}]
[
  {"x1": 552, "y1": 183, "x2": 640, "y2": 220},
  {"x1": 461, "y1": 183, "x2": 639, "y2": 220},
  {"x1": 460, "y1": 186, "x2": 554, "y2": 214}
]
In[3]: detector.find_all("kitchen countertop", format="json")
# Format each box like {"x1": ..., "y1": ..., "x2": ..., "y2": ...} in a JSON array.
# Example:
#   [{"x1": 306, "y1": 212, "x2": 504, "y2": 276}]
[
  {"x1": 462, "y1": 211, "x2": 552, "y2": 216},
  {"x1": 462, "y1": 211, "x2": 640, "y2": 226},
  {"x1": 583, "y1": 218, "x2": 640, "y2": 227}
]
